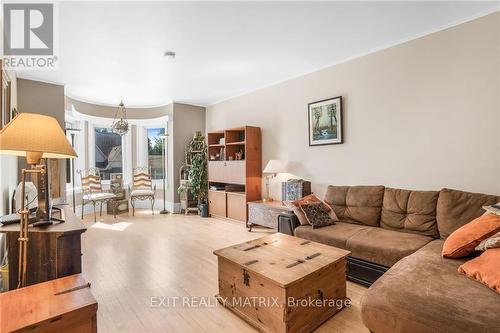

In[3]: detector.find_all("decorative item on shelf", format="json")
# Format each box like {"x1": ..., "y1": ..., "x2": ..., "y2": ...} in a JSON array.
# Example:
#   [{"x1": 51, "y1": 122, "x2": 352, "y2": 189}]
[
  {"x1": 0, "y1": 113, "x2": 77, "y2": 288},
  {"x1": 219, "y1": 137, "x2": 225, "y2": 145},
  {"x1": 308, "y1": 96, "x2": 343, "y2": 146},
  {"x1": 262, "y1": 160, "x2": 286, "y2": 203},
  {"x1": 235, "y1": 150, "x2": 243, "y2": 160},
  {"x1": 178, "y1": 131, "x2": 208, "y2": 216},
  {"x1": 210, "y1": 155, "x2": 216, "y2": 160},
  {"x1": 159, "y1": 131, "x2": 169, "y2": 214},
  {"x1": 111, "y1": 100, "x2": 129, "y2": 136},
  {"x1": 219, "y1": 147, "x2": 224, "y2": 160},
  {"x1": 281, "y1": 179, "x2": 312, "y2": 201},
  {"x1": 228, "y1": 156, "x2": 234, "y2": 161}
]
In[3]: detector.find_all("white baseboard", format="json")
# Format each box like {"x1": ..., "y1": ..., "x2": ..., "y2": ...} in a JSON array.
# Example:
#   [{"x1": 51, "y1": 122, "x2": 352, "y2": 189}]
[{"x1": 74, "y1": 199, "x2": 182, "y2": 216}]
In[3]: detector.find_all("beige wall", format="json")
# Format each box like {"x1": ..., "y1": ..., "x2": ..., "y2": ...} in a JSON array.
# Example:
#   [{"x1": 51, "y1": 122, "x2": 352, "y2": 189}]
[
  {"x1": 207, "y1": 12, "x2": 500, "y2": 198},
  {"x1": 0, "y1": 70, "x2": 18, "y2": 214},
  {"x1": 170, "y1": 103, "x2": 206, "y2": 204},
  {"x1": 17, "y1": 78, "x2": 67, "y2": 199}
]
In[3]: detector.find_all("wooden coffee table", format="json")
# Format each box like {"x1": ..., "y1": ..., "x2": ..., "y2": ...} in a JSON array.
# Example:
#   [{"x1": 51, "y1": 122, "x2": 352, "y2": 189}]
[{"x1": 214, "y1": 233, "x2": 350, "y2": 333}]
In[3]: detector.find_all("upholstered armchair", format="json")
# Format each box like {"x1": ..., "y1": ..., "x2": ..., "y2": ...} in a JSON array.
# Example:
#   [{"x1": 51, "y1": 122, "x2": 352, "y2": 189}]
[
  {"x1": 129, "y1": 167, "x2": 156, "y2": 216},
  {"x1": 78, "y1": 167, "x2": 116, "y2": 222}
]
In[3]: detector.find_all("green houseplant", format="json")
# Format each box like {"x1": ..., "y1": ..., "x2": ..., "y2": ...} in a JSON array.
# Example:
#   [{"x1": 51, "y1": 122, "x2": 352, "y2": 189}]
[
  {"x1": 188, "y1": 152, "x2": 208, "y2": 216},
  {"x1": 177, "y1": 132, "x2": 208, "y2": 216}
]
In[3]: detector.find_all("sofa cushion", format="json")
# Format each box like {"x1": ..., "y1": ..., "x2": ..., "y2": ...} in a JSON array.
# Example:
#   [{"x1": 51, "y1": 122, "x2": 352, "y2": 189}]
[
  {"x1": 437, "y1": 188, "x2": 499, "y2": 239},
  {"x1": 323, "y1": 185, "x2": 385, "y2": 227},
  {"x1": 381, "y1": 188, "x2": 440, "y2": 238},
  {"x1": 361, "y1": 240, "x2": 500, "y2": 333},
  {"x1": 345, "y1": 227, "x2": 433, "y2": 267},
  {"x1": 295, "y1": 222, "x2": 431, "y2": 267},
  {"x1": 294, "y1": 222, "x2": 368, "y2": 249}
]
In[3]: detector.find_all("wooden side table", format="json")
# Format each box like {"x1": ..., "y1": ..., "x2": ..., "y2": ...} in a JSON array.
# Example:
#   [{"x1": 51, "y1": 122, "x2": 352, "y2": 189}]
[{"x1": 247, "y1": 200, "x2": 293, "y2": 231}]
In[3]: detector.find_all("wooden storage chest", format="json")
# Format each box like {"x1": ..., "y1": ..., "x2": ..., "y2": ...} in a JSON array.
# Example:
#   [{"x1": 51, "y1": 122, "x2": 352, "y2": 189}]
[{"x1": 214, "y1": 233, "x2": 350, "y2": 333}]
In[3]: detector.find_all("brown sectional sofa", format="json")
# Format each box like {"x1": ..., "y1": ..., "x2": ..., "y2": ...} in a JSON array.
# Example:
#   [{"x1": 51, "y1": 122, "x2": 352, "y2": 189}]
[{"x1": 278, "y1": 185, "x2": 500, "y2": 333}]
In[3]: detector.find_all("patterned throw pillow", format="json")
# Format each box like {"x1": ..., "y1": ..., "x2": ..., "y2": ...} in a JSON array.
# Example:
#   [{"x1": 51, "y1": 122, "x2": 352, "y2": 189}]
[
  {"x1": 475, "y1": 231, "x2": 500, "y2": 251},
  {"x1": 483, "y1": 203, "x2": 500, "y2": 216},
  {"x1": 299, "y1": 202, "x2": 336, "y2": 229},
  {"x1": 291, "y1": 194, "x2": 338, "y2": 225}
]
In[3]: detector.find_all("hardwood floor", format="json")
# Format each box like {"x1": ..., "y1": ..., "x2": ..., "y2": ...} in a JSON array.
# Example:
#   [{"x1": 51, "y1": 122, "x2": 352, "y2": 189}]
[{"x1": 81, "y1": 210, "x2": 368, "y2": 333}]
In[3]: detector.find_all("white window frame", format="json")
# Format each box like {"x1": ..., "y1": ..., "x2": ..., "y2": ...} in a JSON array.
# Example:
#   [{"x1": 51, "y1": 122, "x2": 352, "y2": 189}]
[
  {"x1": 144, "y1": 125, "x2": 168, "y2": 184},
  {"x1": 91, "y1": 123, "x2": 127, "y2": 186}
]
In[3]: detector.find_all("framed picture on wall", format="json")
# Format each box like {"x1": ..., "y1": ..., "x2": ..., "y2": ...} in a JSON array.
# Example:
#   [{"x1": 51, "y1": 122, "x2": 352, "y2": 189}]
[
  {"x1": 1, "y1": 70, "x2": 11, "y2": 129},
  {"x1": 308, "y1": 96, "x2": 343, "y2": 146}
]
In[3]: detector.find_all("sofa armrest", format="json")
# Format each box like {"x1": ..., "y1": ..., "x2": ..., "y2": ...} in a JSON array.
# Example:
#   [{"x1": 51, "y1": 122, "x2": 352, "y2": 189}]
[{"x1": 278, "y1": 212, "x2": 300, "y2": 236}]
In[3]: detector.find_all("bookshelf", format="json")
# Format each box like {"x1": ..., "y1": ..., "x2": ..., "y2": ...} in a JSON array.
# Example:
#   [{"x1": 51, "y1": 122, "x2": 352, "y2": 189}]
[{"x1": 207, "y1": 126, "x2": 261, "y2": 222}]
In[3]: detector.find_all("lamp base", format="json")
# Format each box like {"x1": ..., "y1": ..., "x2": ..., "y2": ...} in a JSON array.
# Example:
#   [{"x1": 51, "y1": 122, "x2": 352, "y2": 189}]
[{"x1": 159, "y1": 210, "x2": 170, "y2": 214}]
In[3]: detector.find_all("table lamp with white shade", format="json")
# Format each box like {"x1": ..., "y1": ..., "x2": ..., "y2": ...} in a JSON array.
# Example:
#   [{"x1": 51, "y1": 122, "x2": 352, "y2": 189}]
[
  {"x1": 263, "y1": 159, "x2": 286, "y2": 203},
  {"x1": 0, "y1": 112, "x2": 77, "y2": 288}
]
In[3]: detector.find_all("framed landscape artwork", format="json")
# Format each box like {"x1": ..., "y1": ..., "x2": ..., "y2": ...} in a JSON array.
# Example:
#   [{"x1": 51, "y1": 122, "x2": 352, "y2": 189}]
[{"x1": 308, "y1": 96, "x2": 343, "y2": 146}]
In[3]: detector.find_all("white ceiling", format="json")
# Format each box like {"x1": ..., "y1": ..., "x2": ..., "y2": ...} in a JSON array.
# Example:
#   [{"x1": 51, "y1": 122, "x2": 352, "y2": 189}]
[{"x1": 16, "y1": 1, "x2": 500, "y2": 107}]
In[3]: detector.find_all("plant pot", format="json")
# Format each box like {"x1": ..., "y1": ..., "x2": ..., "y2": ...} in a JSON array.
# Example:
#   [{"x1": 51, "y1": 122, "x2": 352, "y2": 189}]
[{"x1": 199, "y1": 203, "x2": 209, "y2": 217}]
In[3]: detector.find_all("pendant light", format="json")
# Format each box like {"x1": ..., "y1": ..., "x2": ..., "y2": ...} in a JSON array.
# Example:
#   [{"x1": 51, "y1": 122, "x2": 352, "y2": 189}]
[{"x1": 111, "y1": 100, "x2": 129, "y2": 136}]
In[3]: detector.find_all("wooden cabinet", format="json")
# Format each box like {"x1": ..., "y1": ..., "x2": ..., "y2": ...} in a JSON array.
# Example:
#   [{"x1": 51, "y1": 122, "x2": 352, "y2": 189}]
[
  {"x1": 207, "y1": 126, "x2": 262, "y2": 223},
  {"x1": 208, "y1": 190, "x2": 226, "y2": 217},
  {"x1": 208, "y1": 161, "x2": 224, "y2": 183},
  {"x1": 227, "y1": 192, "x2": 247, "y2": 221},
  {"x1": 0, "y1": 205, "x2": 86, "y2": 290},
  {"x1": 208, "y1": 161, "x2": 245, "y2": 185},
  {"x1": 225, "y1": 161, "x2": 245, "y2": 185}
]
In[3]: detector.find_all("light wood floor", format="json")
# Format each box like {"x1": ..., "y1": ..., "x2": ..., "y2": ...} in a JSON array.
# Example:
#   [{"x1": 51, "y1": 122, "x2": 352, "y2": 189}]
[{"x1": 81, "y1": 209, "x2": 368, "y2": 333}]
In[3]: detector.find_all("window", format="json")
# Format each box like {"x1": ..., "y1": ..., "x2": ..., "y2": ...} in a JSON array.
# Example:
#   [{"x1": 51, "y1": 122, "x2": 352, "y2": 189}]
[
  {"x1": 147, "y1": 128, "x2": 165, "y2": 180},
  {"x1": 95, "y1": 127, "x2": 122, "y2": 180}
]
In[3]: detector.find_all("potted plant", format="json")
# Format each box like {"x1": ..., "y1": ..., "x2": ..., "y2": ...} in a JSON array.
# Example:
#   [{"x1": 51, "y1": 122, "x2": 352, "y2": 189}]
[
  {"x1": 188, "y1": 149, "x2": 208, "y2": 217},
  {"x1": 177, "y1": 132, "x2": 208, "y2": 217}
]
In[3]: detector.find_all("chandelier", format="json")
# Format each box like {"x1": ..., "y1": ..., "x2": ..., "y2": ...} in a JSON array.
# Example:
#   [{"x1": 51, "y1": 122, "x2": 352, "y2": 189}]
[{"x1": 111, "y1": 100, "x2": 129, "y2": 136}]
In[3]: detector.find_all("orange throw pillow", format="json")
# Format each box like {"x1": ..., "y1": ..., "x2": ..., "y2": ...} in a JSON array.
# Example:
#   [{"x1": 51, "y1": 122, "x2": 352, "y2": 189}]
[
  {"x1": 442, "y1": 214, "x2": 500, "y2": 258},
  {"x1": 458, "y1": 248, "x2": 500, "y2": 294}
]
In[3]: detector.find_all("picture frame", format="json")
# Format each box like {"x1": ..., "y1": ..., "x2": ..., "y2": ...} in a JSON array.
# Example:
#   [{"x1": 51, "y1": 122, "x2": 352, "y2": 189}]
[
  {"x1": 1, "y1": 69, "x2": 11, "y2": 129},
  {"x1": 308, "y1": 96, "x2": 343, "y2": 146}
]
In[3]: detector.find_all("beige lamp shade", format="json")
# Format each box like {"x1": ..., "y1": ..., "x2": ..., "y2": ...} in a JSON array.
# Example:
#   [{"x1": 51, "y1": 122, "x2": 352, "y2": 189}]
[
  {"x1": 0, "y1": 113, "x2": 77, "y2": 160},
  {"x1": 263, "y1": 159, "x2": 286, "y2": 174}
]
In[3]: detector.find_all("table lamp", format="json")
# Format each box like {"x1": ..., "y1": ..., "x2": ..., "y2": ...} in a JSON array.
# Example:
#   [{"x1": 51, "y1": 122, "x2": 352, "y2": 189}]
[
  {"x1": 263, "y1": 160, "x2": 286, "y2": 203},
  {"x1": 0, "y1": 112, "x2": 77, "y2": 288}
]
